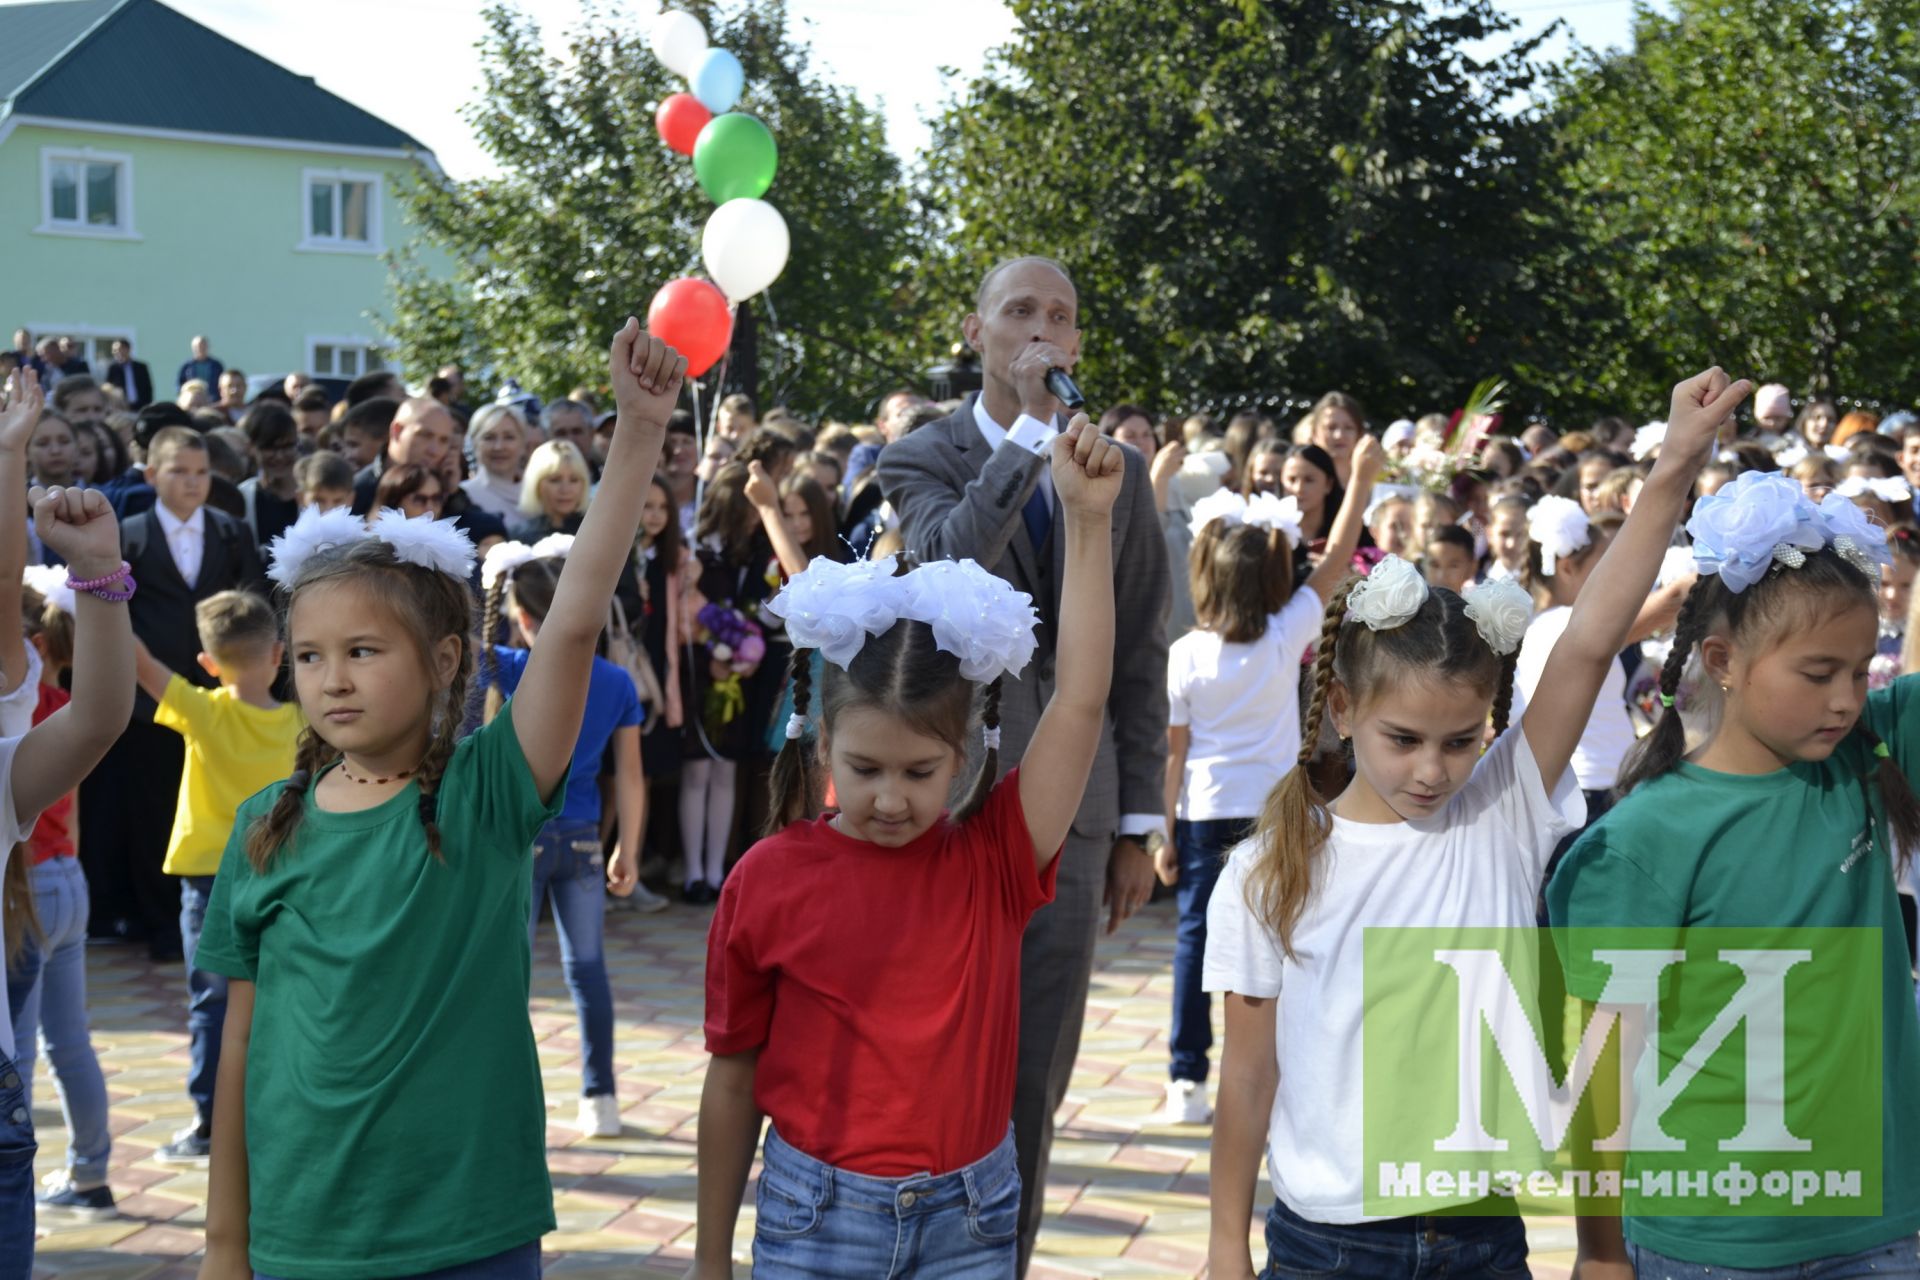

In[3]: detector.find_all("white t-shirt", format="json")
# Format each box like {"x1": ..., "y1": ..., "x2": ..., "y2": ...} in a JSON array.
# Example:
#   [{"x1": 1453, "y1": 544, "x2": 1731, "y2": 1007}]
[
  {"x1": 1168, "y1": 586, "x2": 1322, "y2": 821},
  {"x1": 0, "y1": 645, "x2": 43, "y2": 739},
  {"x1": 1510, "y1": 605, "x2": 1634, "y2": 791},
  {"x1": 0, "y1": 732, "x2": 41, "y2": 1062},
  {"x1": 1203, "y1": 727, "x2": 1583, "y2": 1223}
]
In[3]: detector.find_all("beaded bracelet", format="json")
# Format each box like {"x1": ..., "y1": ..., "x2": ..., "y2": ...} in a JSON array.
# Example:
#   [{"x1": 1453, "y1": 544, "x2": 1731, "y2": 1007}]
[{"x1": 66, "y1": 561, "x2": 136, "y2": 603}]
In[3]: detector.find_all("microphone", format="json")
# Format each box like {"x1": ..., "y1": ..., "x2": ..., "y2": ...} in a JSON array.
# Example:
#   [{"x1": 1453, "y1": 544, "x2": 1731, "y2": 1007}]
[{"x1": 1044, "y1": 366, "x2": 1086, "y2": 410}]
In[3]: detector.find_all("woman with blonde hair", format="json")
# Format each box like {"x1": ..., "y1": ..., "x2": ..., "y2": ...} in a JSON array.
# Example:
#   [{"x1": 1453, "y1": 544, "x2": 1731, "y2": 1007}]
[
  {"x1": 511, "y1": 440, "x2": 593, "y2": 543},
  {"x1": 461, "y1": 404, "x2": 529, "y2": 519}
]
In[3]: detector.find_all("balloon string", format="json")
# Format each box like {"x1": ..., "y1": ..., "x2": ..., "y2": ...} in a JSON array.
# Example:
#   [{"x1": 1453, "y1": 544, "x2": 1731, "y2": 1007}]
[{"x1": 682, "y1": 373, "x2": 726, "y2": 764}]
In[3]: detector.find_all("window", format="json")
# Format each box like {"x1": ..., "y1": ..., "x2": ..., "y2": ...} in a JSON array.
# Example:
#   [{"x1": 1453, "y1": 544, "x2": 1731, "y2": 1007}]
[
  {"x1": 309, "y1": 338, "x2": 385, "y2": 379},
  {"x1": 300, "y1": 170, "x2": 383, "y2": 252},
  {"x1": 38, "y1": 148, "x2": 136, "y2": 239}
]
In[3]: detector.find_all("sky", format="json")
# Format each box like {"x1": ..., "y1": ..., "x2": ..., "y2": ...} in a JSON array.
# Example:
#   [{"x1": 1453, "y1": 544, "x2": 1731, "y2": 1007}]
[{"x1": 7, "y1": 0, "x2": 1654, "y2": 178}]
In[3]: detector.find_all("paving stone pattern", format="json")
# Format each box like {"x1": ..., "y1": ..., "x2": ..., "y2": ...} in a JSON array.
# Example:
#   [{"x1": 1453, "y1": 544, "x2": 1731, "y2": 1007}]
[{"x1": 29, "y1": 900, "x2": 1578, "y2": 1278}]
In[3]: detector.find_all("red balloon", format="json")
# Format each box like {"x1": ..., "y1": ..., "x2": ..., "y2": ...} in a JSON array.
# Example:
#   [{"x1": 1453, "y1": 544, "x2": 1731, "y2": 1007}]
[
  {"x1": 655, "y1": 93, "x2": 713, "y2": 156},
  {"x1": 647, "y1": 277, "x2": 733, "y2": 378}
]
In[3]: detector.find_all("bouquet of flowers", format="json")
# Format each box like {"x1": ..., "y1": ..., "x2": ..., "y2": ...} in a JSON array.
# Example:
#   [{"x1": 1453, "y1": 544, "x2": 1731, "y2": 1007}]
[
  {"x1": 697, "y1": 602, "x2": 766, "y2": 737},
  {"x1": 1385, "y1": 376, "x2": 1508, "y2": 494}
]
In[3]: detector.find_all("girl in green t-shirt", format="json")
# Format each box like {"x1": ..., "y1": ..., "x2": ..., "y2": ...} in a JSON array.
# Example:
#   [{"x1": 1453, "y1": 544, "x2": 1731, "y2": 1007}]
[
  {"x1": 1551, "y1": 467, "x2": 1920, "y2": 1278},
  {"x1": 192, "y1": 322, "x2": 688, "y2": 1280}
]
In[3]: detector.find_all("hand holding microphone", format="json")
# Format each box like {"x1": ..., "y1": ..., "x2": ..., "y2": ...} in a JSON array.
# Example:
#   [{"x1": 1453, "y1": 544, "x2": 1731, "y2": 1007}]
[{"x1": 1012, "y1": 338, "x2": 1084, "y2": 419}]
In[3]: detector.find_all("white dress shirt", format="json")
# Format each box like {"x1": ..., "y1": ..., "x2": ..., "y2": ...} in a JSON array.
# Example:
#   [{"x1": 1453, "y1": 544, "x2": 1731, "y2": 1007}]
[
  {"x1": 969, "y1": 398, "x2": 1160, "y2": 844},
  {"x1": 156, "y1": 503, "x2": 205, "y2": 588}
]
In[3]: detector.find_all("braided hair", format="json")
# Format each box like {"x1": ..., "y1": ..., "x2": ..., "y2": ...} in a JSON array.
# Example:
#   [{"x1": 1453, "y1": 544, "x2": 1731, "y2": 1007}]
[
  {"x1": 1247, "y1": 578, "x2": 1514, "y2": 957},
  {"x1": 1617, "y1": 547, "x2": 1920, "y2": 873},
  {"x1": 244, "y1": 538, "x2": 475, "y2": 869}
]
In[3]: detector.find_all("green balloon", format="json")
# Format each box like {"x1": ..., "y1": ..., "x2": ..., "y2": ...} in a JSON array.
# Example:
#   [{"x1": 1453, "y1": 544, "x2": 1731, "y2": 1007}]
[{"x1": 693, "y1": 113, "x2": 778, "y2": 204}]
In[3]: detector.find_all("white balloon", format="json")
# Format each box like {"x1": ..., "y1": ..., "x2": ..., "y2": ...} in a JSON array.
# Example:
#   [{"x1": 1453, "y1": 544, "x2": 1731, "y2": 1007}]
[
  {"x1": 702, "y1": 198, "x2": 791, "y2": 302},
  {"x1": 649, "y1": 10, "x2": 708, "y2": 79}
]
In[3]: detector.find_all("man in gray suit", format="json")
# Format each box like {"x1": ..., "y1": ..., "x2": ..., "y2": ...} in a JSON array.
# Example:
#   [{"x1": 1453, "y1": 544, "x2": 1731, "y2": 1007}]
[{"x1": 879, "y1": 256, "x2": 1170, "y2": 1273}]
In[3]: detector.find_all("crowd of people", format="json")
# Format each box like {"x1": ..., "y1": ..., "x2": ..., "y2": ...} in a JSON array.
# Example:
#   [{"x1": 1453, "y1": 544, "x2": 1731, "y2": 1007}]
[{"x1": 2, "y1": 249, "x2": 1919, "y2": 1280}]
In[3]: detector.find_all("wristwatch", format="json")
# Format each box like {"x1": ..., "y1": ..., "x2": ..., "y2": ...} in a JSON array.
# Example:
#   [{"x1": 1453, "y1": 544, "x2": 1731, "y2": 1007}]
[{"x1": 1139, "y1": 829, "x2": 1167, "y2": 858}]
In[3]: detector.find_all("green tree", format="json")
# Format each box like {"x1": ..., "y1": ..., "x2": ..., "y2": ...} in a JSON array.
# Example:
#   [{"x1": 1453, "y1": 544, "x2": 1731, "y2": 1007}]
[
  {"x1": 380, "y1": 1, "x2": 928, "y2": 419},
  {"x1": 1538, "y1": 0, "x2": 1920, "y2": 413},
  {"x1": 924, "y1": 0, "x2": 1562, "y2": 420}
]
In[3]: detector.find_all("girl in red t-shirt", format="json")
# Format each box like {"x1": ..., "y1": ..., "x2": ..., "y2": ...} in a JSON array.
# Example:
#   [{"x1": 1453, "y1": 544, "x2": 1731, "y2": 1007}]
[{"x1": 694, "y1": 416, "x2": 1125, "y2": 1279}]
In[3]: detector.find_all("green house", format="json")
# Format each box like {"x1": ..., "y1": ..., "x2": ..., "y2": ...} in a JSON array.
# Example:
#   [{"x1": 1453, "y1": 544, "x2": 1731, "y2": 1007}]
[{"x1": 0, "y1": 0, "x2": 439, "y2": 390}]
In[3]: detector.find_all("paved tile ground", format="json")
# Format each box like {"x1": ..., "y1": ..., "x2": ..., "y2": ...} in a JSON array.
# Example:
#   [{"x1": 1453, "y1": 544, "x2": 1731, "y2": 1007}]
[{"x1": 27, "y1": 899, "x2": 1579, "y2": 1278}]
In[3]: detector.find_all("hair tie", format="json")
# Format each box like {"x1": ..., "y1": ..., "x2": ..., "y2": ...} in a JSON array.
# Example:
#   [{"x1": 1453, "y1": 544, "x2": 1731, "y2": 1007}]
[
  {"x1": 1658, "y1": 692, "x2": 1675, "y2": 708},
  {"x1": 283, "y1": 769, "x2": 311, "y2": 794},
  {"x1": 785, "y1": 712, "x2": 808, "y2": 741},
  {"x1": 1875, "y1": 742, "x2": 1891, "y2": 759},
  {"x1": 982, "y1": 726, "x2": 1002, "y2": 751}
]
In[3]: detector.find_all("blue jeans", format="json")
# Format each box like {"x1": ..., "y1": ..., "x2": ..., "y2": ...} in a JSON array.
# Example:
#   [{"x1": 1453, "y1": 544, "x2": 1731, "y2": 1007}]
[
  {"x1": 1629, "y1": 1235, "x2": 1920, "y2": 1278},
  {"x1": 754, "y1": 1125, "x2": 1021, "y2": 1278},
  {"x1": 1171, "y1": 817, "x2": 1251, "y2": 1083},
  {"x1": 1261, "y1": 1194, "x2": 1528, "y2": 1278},
  {"x1": 254, "y1": 1240, "x2": 541, "y2": 1280},
  {"x1": 0, "y1": 1045, "x2": 34, "y2": 1280},
  {"x1": 181, "y1": 873, "x2": 227, "y2": 1129},
  {"x1": 8, "y1": 857, "x2": 111, "y2": 1187},
  {"x1": 529, "y1": 819, "x2": 614, "y2": 1097}
]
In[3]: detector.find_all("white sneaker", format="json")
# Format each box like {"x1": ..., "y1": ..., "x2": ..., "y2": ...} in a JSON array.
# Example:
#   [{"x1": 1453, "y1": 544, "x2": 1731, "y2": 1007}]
[
  {"x1": 1161, "y1": 1079, "x2": 1212, "y2": 1126},
  {"x1": 579, "y1": 1093, "x2": 622, "y2": 1137}
]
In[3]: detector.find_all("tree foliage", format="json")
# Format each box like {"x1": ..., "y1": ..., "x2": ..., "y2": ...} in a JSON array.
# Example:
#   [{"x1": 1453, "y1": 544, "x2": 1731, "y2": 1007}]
[
  {"x1": 924, "y1": 0, "x2": 1562, "y2": 420},
  {"x1": 381, "y1": 0, "x2": 928, "y2": 419},
  {"x1": 1536, "y1": 0, "x2": 1920, "y2": 413}
]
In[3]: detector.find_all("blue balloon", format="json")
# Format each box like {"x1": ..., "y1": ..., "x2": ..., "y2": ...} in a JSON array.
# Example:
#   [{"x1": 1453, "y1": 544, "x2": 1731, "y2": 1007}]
[{"x1": 692, "y1": 48, "x2": 744, "y2": 114}]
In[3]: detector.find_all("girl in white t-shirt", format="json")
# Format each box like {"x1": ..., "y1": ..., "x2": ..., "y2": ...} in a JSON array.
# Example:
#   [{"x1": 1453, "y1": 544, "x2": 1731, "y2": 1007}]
[
  {"x1": 1157, "y1": 437, "x2": 1380, "y2": 1126},
  {"x1": 1203, "y1": 369, "x2": 1750, "y2": 1279}
]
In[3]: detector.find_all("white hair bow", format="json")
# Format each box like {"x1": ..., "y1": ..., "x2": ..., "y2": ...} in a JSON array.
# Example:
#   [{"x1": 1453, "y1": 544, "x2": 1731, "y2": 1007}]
[
  {"x1": 1526, "y1": 495, "x2": 1592, "y2": 577},
  {"x1": 1835, "y1": 475, "x2": 1913, "y2": 504}
]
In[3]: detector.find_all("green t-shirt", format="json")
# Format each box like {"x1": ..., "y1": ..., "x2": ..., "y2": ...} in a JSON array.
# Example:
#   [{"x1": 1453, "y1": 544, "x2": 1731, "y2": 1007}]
[
  {"x1": 1547, "y1": 676, "x2": 1920, "y2": 1268},
  {"x1": 195, "y1": 704, "x2": 563, "y2": 1279}
]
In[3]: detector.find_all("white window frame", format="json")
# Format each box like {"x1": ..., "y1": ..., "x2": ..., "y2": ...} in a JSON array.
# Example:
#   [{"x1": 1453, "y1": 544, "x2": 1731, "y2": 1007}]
[
  {"x1": 298, "y1": 168, "x2": 384, "y2": 254},
  {"x1": 21, "y1": 322, "x2": 138, "y2": 378},
  {"x1": 306, "y1": 335, "x2": 386, "y2": 379},
  {"x1": 36, "y1": 147, "x2": 139, "y2": 240}
]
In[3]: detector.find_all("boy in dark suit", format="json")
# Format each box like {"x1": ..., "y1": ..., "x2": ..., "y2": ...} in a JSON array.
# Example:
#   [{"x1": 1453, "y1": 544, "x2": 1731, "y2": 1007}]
[{"x1": 78, "y1": 427, "x2": 265, "y2": 958}]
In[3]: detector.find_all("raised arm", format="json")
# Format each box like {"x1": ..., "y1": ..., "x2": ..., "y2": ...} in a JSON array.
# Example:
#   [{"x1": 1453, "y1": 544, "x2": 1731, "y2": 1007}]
[
  {"x1": 1523, "y1": 369, "x2": 1749, "y2": 791},
  {"x1": 14, "y1": 487, "x2": 134, "y2": 820},
  {"x1": 877, "y1": 424, "x2": 1047, "y2": 567},
  {"x1": 745, "y1": 461, "x2": 809, "y2": 578},
  {"x1": 0, "y1": 371, "x2": 43, "y2": 697},
  {"x1": 509, "y1": 321, "x2": 678, "y2": 802},
  {"x1": 1018, "y1": 417, "x2": 1122, "y2": 870},
  {"x1": 1304, "y1": 434, "x2": 1383, "y2": 604}
]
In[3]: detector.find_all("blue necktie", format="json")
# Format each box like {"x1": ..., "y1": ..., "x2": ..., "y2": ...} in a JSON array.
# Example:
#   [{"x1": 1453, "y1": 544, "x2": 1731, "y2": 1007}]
[{"x1": 1022, "y1": 483, "x2": 1052, "y2": 555}]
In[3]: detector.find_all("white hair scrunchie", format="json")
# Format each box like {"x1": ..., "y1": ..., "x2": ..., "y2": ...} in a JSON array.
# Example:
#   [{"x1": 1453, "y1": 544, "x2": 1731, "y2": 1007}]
[{"x1": 1343, "y1": 554, "x2": 1429, "y2": 632}]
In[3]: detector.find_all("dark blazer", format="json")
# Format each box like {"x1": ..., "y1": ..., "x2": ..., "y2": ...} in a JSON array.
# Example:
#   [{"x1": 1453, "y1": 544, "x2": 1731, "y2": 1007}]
[
  {"x1": 106, "y1": 359, "x2": 153, "y2": 408},
  {"x1": 122, "y1": 506, "x2": 267, "y2": 716},
  {"x1": 878, "y1": 394, "x2": 1171, "y2": 838}
]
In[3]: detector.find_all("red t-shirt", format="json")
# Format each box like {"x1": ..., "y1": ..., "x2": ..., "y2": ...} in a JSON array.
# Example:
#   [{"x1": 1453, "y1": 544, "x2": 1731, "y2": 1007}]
[
  {"x1": 28, "y1": 684, "x2": 73, "y2": 864},
  {"x1": 704, "y1": 769, "x2": 1057, "y2": 1177}
]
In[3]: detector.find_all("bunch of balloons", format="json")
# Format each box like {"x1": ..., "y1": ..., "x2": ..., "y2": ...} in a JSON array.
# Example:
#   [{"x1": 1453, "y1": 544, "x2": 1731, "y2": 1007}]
[{"x1": 647, "y1": 8, "x2": 791, "y2": 379}]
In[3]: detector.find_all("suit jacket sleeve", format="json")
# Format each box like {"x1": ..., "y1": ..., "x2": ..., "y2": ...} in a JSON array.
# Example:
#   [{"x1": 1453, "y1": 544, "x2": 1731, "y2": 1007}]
[
  {"x1": 878, "y1": 425, "x2": 1045, "y2": 568},
  {"x1": 1111, "y1": 451, "x2": 1172, "y2": 820}
]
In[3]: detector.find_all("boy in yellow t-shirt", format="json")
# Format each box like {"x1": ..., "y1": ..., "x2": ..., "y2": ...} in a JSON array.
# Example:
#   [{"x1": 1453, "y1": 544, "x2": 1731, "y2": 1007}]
[{"x1": 132, "y1": 590, "x2": 301, "y2": 1164}]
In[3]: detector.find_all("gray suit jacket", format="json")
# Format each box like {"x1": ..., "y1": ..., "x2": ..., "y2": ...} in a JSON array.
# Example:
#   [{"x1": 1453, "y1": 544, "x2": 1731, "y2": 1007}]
[{"x1": 878, "y1": 394, "x2": 1171, "y2": 841}]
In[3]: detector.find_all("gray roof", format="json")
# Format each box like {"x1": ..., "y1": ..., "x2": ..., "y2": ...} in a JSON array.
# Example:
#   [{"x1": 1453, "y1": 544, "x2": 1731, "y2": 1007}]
[{"x1": 1, "y1": 0, "x2": 432, "y2": 154}]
